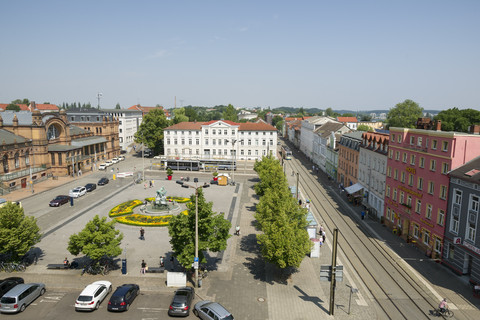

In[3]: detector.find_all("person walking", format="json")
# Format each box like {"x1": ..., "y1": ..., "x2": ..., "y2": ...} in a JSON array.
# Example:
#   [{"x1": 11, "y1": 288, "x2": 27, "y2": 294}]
[
  {"x1": 361, "y1": 211, "x2": 365, "y2": 220},
  {"x1": 140, "y1": 227, "x2": 145, "y2": 240},
  {"x1": 322, "y1": 230, "x2": 326, "y2": 243},
  {"x1": 141, "y1": 260, "x2": 147, "y2": 274}
]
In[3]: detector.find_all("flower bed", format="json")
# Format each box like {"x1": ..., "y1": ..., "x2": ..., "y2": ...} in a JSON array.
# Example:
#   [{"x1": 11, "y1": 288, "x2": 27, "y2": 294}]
[
  {"x1": 114, "y1": 210, "x2": 188, "y2": 227},
  {"x1": 109, "y1": 200, "x2": 143, "y2": 217},
  {"x1": 144, "y1": 196, "x2": 191, "y2": 203}
]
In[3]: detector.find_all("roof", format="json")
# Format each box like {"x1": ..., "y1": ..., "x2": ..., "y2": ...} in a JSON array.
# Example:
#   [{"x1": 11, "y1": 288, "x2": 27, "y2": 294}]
[
  {"x1": 0, "y1": 103, "x2": 58, "y2": 112},
  {"x1": 69, "y1": 125, "x2": 90, "y2": 136},
  {"x1": 0, "y1": 111, "x2": 33, "y2": 125},
  {"x1": 128, "y1": 105, "x2": 164, "y2": 112},
  {"x1": 314, "y1": 122, "x2": 348, "y2": 138},
  {"x1": 165, "y1": 120, "x2": 276, "y2": 131},
  {"x1": 337, "y1": 117, "x2": 358, "y2": 123},
  {"x1": 449, "y1": 155, "x2": 480, "y2": 184},
  {"x1": 0, "y1": 129, "x2": 28, "y2": 145},
  {"x1": 361, "y1": 131, "x2": 390, "y2": 144},
  {"x1": 71, "y1": 136, "x2": 107, "y2": 147}
]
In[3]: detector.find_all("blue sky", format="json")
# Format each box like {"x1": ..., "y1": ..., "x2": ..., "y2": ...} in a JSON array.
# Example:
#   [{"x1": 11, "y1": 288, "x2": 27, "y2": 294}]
[{"x1": 1, "y1": 1, "x2": 479, "y2": 111}]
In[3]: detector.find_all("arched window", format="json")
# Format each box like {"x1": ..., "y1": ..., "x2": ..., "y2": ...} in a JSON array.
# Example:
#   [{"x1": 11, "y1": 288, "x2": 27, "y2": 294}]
[
  {"x1": 47, "y1": 124, "x2": 60, "y2": 140},
  {"x1": 3, "y1": 154, "x2": 9, "y2": 173},
  {"x1": 14, "y1": 152, "x2": 20, "y2": 168}
]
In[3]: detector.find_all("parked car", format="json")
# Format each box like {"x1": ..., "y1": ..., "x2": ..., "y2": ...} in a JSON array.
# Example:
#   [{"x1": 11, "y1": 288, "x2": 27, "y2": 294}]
[
  {"x1": 98, "y1": 163, "x2": 107, "y2": 170},
  {"x1": 0, "y1": 283, "x2": 45, "y2": 313},
  {"x1": 0, "y1": 277, "x2": 24, "y2": 298},
  {"x1": 49, "y1": 195, "x2": 70, "y2": 207},
  {"x1": 168, "y1": 286, "x2": 195, "y2": 317},
  {"x1": 193, "y1": 301, "x2": 233, "y2": 320},
  {"x1": 69, "y1": 186, "x2": 87, "y2": 198},
  {"x1": 118, "y1": 155, "x2": 125, "y2": 161},
  {"x1": 98, "y1": 177, "x2": 109, "y2": 186},
  {"x1": 105, "y1": 160, "x2": 113, "y2": 167},
  {"x1": 107, "y1": 284, "x2": 139, "y2": 312},
  {"x1": 75, "y1": 280, "x2": 112, "y2": 311},
  {"x1": 0, "y1": 199, "x2": 22, "y2": 208},
  {"x1": 84, "y1": 183, "x2": 97, "y2": 192},
  {"x1": 111, "y1": 158, "x2": 119, "y2": 164}
]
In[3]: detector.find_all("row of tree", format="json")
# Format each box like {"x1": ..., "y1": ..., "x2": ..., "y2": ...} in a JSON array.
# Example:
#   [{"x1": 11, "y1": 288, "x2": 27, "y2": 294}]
[{"x1": 254, "y1": 155, "x2": 311, "y2": 271}]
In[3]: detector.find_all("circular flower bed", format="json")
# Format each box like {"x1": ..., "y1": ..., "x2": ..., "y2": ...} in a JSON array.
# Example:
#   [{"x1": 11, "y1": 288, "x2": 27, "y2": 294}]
[{"x1": 109, "y1": 198, "x2": 190, "y2": 227}]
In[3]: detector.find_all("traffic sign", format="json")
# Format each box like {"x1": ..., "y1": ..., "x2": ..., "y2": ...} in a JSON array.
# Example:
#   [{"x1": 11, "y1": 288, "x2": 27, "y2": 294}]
[{"x1": 194, "y1": 257, "x2": 199, "y2": 262}]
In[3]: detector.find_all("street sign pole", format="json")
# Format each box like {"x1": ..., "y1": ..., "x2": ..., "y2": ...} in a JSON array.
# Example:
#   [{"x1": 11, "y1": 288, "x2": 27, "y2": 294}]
[{"x1": 329, "y1": 228, "x2": 338, "y2": 315}]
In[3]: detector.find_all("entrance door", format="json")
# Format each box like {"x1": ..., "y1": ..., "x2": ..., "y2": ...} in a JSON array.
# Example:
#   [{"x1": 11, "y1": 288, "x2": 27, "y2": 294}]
[
  {"x1": 463, "y1": 253, "x2": 473, "y2": 274},
  {"x1": 21, "y1": 178, "x2": 27, "y2": 188}
]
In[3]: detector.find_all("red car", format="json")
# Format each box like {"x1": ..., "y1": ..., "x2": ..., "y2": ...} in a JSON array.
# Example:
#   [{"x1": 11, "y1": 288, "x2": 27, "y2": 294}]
[{"x1": 49, "y1": 195, "x2": 70, "y2": 207}]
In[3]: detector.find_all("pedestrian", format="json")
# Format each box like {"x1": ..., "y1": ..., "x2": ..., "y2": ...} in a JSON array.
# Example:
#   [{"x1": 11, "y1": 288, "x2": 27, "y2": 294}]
[
  {"x1": 152, "y1": 180, "x2": 155, "y2": 187},
  {"x1": 160, "y1": 256, "x2": 165, "y2": 267},
  {"x1": 140, "y1": 227, "x2": 145, "y2": 240},
  {"x1": 79, "y1": 169, "x2": 82, "y2": 176},
  {"x1": 361, "y1": 211, "x2": 365, "y2": 220},
  {"x1": 141, "y1": 260, "x2": 146, "y2": 274},
  {"x1": 63, "y1": 257, "x2": 70, "y2": 268},
  {"x1": 319, "y1": 237, "x2": 323, "y2": 247},
  {"x1": 149, "y1": 180, "x2": 153, "y2": 188},
  {"x1": 117, "y1": 167, "x2": 119, "y2": 173},
  {"x1": 144, "y1": 182, "x2": 147, "y2": 189},
  {"x1": 322, "y1": 230, "x2": 326, "y2": 243},
  {"x1": 299, "y1": 199, "x2": 302, "y2": 206}
]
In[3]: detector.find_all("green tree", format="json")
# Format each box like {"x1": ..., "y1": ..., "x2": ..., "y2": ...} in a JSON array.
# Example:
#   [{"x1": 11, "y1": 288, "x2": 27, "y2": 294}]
[
  {"x1": 434, "y1": 108, "x2": 480, "y2": 132},
  {"x1": 0, "y1": 202, "x2": 41, "y2": 261},
  {"x1": 67, "y1": 215, "x2": 123, "y2": 261},
  {"x1": 325, "y1": 107, "x2": 335, "y2": 117},
  {"x1": 360, "y1": 114, "x2": 372, "y2": 121},
  {"x1": 254, "y1": 154, "x2": 285, "y2": 196},
  {"x1": 6, "y1": 103, "x2": 20, "y2": 111},
  {"x1": 115, "y1": 103, "x2": 121, "y2": 109},
  {"x1": 135, "y1": 108, "x2": 170, "y2": 155},
  {"x1": 357, "y1": 124, "x2": 372, "y2": 132},
  {"x1": 184, "y1": 106, "x2": 199, "y2": 121},
  {"x1": 342, "y1": 113, "x2": 355, "y2": 117},
  {"x1": 12, "y1": 99, "x2": 29, "y2": 105},
  {"x1": 222, "y1": 104, "x2": 238, "y2": 122},
  {"x1": 168, "y1": 188, "x2": 231, "y2": 268},
  {"x1": 173, "y1": 108, "x2": 189, "y2": 124},
  {"x1": 275, "y1": 120, "x2": 284, "y2": 132},
  {"x1": 272, "y1": 115, "x2": 283, "y2": 127},
  {"x1": 386, "y1": 99, "x2": 423, "y2": 129}
]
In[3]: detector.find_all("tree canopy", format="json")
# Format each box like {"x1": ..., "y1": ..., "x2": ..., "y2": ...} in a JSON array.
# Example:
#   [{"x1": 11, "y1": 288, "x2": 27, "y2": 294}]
[
  {"x1": 254, "y1": 155, "x2": 311, "y2": 270},
  {"x1": 135, "y1": 108, "x2": 170, "y2": 155},
  {"x1": 0, "y1": 202, "x2": 41, "y2": 261},
  {"x1": 67, "y1": 215, "x2": 123, "y2": 261},
  {"x1": 357, "y1": 124, "x2": 373, "y2": 132},
  {"x1": 168, "y1": 188, "x2": 231, "y2": 268},
  {"x1": 434, "y1": 108, "x2": 480, "y2": 132},
  {"x1": 386, "y1": 99, "x2": 423, "y2": 129},
  {"x1": 115, "y1": 103, "x2": 121, "y2": 109},
  {"x1": 173, "y1": 108, "x2": 189, "y2": 124},
  {"x1": 222, "y1": 104, "x2": 238, "y2": 122},
  {"x1": 6, "y1": 104, "x2": 20, "y2": 111}
]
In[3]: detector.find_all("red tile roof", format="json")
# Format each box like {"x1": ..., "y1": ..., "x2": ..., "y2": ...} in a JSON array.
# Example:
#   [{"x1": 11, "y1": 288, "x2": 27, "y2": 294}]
[
  {"x1": 0, "y1": 103, "x2": 58, "y2": 111},
  {"x1": 165, "y1": 120, "x2": 276, "y2": 131},
  {"x1": 337, "y1": 117, "x2": 358, "y2": 123},
  {"x1": 128, "y1": 104, "x2": 164, "y2": 113}
]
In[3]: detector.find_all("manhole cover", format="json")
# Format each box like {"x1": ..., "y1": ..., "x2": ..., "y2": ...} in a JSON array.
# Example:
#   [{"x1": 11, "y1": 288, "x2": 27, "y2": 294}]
[{"x1": 257, "y1": 297, "x2": 265, "y2": 302}]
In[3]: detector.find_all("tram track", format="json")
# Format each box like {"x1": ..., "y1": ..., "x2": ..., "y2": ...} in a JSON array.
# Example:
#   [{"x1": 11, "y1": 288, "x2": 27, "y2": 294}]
[{"x1": 288, "y1": 156, "x2": 441, "y2": 319}]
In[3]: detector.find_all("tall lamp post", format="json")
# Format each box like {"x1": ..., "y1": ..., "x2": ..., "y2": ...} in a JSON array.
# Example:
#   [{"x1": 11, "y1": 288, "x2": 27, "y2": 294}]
[
  {"x1": 226, "y1": 139, "x2": 243, "y2": 185},
  {"x1": 179, "y1": 178, "x2": 210, "y2": 287}
]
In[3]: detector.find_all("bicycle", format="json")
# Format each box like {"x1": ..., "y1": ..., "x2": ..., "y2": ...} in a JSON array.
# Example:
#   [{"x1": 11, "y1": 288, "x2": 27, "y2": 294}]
[{"x1": 435, "y1": 308, "x2": 454, "y2": 318}]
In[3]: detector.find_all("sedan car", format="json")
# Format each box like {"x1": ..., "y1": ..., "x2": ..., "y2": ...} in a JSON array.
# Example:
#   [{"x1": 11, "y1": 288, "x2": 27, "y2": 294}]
[
  {"x1": 107, "y1": 284, "x2": 139, "y2": 312},
  {"x1": 168, "y1": 286, "x2": 195, "y2": 317},
  {"x1": 0, "y1": 277, "x2": 24, "y2": 298},
  {"x1": 49, "y1": 195, "x2": 70, "y2": 207},
  {"x1": 75, "y1": 281, "x2": 112, "y2": 311},
  {"x1": 84, "y1": 183, "x2": 97, "y2": 192},
  {"x1": 98, "y1": 177, "x2": 109, "y2": 186},
  {"x1": 69, "y1": 186, "x2": 87, "y2": 198}
]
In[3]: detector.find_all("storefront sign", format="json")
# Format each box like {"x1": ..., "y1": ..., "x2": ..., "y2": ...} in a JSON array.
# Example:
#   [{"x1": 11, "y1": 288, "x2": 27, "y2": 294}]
[
  {"x1": 463, "y1": 241, "x2": 480, "y2": 255},
  {"x1": 453, "y1": 237, "x2": 462, "y2": 245},
  {"x1": 398, "y1": 185, "x2": 423, "y2": 198},
  {"x1": 420, "y1": 218, "x2": 434, "y2": 228},
  {"x1": 406, "y1": 167, "x2": 416, "y2": 175}
]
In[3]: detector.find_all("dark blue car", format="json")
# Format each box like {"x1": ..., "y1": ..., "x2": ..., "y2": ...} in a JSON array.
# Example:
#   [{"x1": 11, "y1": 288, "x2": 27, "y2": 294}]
[{"x1": 107, "y1": 284, "x2": 139, "y2": 312}]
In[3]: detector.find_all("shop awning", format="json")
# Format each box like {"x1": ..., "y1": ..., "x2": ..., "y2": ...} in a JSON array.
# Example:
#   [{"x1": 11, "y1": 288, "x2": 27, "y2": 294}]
[{"x1": 344, "y1": 183, "x2": 364, "y2": 194}]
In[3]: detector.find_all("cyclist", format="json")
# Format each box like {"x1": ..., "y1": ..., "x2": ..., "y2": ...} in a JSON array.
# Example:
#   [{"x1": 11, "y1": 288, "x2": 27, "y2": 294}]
[{"x1": 438, "y1": 298, "x2": 448, "y2": 314}]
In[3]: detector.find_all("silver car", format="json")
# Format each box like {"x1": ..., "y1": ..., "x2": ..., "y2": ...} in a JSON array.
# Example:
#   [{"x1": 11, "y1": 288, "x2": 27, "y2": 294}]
[
  {"x1": 0, "y1": 283, "x2": 46, "y2": 313},
  {"x1": 193, "y1": 301, "x2": 234, "y2": 320},
  {"x1": 69, "y1": 186, "x2": 87, "y2": 198}
]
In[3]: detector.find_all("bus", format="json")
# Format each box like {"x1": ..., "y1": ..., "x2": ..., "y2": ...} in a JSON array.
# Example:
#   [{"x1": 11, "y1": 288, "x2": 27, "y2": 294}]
[
  {"x1": 201, "y1": 159, "x2": 237, "y2": 171},
  {"x1": 164, "y1": 160, "x2": 204, "y2": 171},
  {"x1": 282, "y1": 146, "x2": 292, "y2": 160}
]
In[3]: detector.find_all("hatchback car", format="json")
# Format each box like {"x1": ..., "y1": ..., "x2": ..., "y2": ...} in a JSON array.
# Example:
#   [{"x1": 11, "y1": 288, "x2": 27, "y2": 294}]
[
  {"x1": 75, "y1": 280, "x2": 112, "y2": 311},
  {"x1": 193, "y1": 301, "x2": 234, "y2": 320},
  {"x1": 69, "y1": 186, "x2": 87, "y2": 198},
  {"x1": 0, "y1": 283, "x2": 45, "y2": 313},
  {"x1": 111, "y1": 158, "x2": 119, "y2": 164},
  {"x1": 105, "y1": 160, "x2": 113, "y2": 167},
  {"x1": 98, "y1": 177, "x2": 109, "y2": 186},
  {"x1": 49, "y1": 195, "x2": 70, "y2": 207},
  {"x1": 84, "y1": 183, "x2": 97, "y2": 192},
  {"x1": 107, "y1": 284, "x2": 139, "y2": 312},
  {"x1": 168, "y1": 286, "x2": 195, "y2": 317},
  {"x1": 98, "y1": 163, "x2": 107, "y2": 170},
  {"x1": 118, "y1": 155, "x2": 125, "y2": 161},
  {"x1": 0, "y1": 277, "x2": 24, "y2": 298}
]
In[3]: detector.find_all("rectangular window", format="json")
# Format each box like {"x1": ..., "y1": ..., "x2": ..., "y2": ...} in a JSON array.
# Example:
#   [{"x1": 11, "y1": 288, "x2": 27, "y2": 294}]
[
  {"x1": 408, "y1": 174, "x2": 414, "y2": 186},
  {"x1": 393, "y1": 188, "x2": 397, "y2": 201},
  {"x1": 196, "y1": 139, "x2": 199, "y2": 145},
  {"x1": 454, "y1": 189, "x2": 462, "y2": 204},
  {"x1": 413, "y1": 224, "x2": 419, "y2": 238},
  {"x1": 428, "y1": 181, "x2": 435, "y2": 194},
  {"x1": 391, "y1": 210, "x2": 395, "y2": 222},
  {"x1": 432, "y1": 140, "x2": 437, "y2": 149},
  {"x1": 391, "y1": 134, "x2": 395, "y2": 142},
  {"x1": 442, "y1": 162, "x2": 449, "y2": 174},
  {"x1": 434, "y1": 237, "x2": 442, "y2": 253},
  {"x1": 400, "y1": 192, "x2": 405, "y2": 204},
  {"x1": 430, "y1": 160, "x2": 436, "y2": 171},
  {"x1": 205, "y1": 129, "x2": 209, "y2": 135},
  {"x1": 212, "y1": 129, "x2": 216, "y2": 135},
  {"x1": 442, "y1": 141, "x2": 448, "y2": 152},
  {"x1": 394, "y1": 169, "x2": 398, "y2": 180},
  {"x1": 401, "y1": 171, "x2": 406, "y2": 183},
  {"x1": 387, "y1": 166, "x2": 392, "y2": 177},
  {"x1": 402, "y1": 152, "x2": 407, "y2": 163},
  {"x1": 440, "y1": 185, "x2": 447, "y2": 200},
  {"x1": 181, "y1": 138, "x2": 185, "y2": 145},
  {"x1": 398, "y1": 135, "x2": 401, "y2": 143},
  {"x1": 418, "y1": 177, "x2": 423, "y2": 190},
  {"x1": 386, "y1": 186, "x2": 391, "y2": 197},
  {"x1": 437, "y1": 209, "x2": 445, "y2": 226},
  {"x1": 471, "y1": 195, "x2": 480, "y2": 212},
  {"x1": 417, "y1": 137, "x2": 423, "y2": 147},
  {"x1": 212, "y1": 139, "x2": 216, "y2": 145},
  {"x1": 410, "y1": 154, "x2": 415, "y2": 165},
  {"x1": 410, "y1": 136, "x2": 415, "y2": 145},
  {"x1": 426, "y1": 204, "x2": 432, "y2": 219},
  {"x1": 224, "y1": 130, "x2": 227, "y2": 135},
  {"x1": 389, "y1": 150, "x2": 393, "y2": 159},
  {"x1": 386, "y1": 207, "x2": 391, "y2": 220},
  {"x1": 423, "y1": 230, "x2": 430, "y2": 245},
  {"x1": 416, "y1": 200, "x2": 422, "y2": 214},
  {"x1": 407, "y1": 195, "x2": 412, "y2": 207},
  {"x1": 467, "y1": 219, "x2": 476, "y2": 242},
  {"x1": 420, "y1": 157, "x2": 425, "y2": 168},
  {"x1": 189, "y1": 139, "x2": 192, "y2": 145},
  {"x1": 205, "y1": 139, "x2": 208, "y2": 145},
  {"x1": 395, "y1": 151, "x2": 400, "y2": 161},
  {"x1": 451, "y1": 214, "x2": 459, "y2": 234}
]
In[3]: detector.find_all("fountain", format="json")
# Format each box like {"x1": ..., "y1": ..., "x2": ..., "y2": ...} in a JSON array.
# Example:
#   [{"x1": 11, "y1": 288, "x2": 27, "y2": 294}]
[{"x1": 142, "y1": 186, "x2": 181, "y2": 215}]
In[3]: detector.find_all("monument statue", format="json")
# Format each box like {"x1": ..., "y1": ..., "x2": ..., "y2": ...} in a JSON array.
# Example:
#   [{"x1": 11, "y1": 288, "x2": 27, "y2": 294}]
[{"x1": 153, "y1": 186, "x2": 168, "y2": 209}]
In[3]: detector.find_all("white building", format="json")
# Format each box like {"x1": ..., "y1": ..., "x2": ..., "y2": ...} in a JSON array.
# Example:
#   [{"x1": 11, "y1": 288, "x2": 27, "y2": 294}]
[
  {"x1": 163, "y1": 120, "x2": 277, "y2": 161},
  {"x1": 103, "y1": 109, "x2": 143, "y2": 151},
  {"x1": 358, "y1": 131, "x2": 389, "y2": 220},
  {"x1": 312, "y1": 122, "x2": 351, "y2": 173},
  {"x1": 300, "y1": 116, "x2": 338, "y2": 161}
]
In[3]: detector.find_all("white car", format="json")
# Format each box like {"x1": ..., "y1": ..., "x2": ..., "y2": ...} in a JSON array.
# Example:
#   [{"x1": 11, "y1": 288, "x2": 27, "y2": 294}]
[
  {"x1": 111, "y1": 158, "x2": 119, "y2": 164},
  {"x1": 98, "y1": 163, "x2": 107, "y2": 170},
  {"x1": 69, "y1": 186, "x2": 87, "y2": 198},
  {"x1": 75, "y1": 280, "x2": 112, "y2": 311},
  {"x1": 118, "y1": 155, "x2": 125, "y2": 161},
  {"x1": 105, "y1": 160, "x2": 113, "y2": 167}
]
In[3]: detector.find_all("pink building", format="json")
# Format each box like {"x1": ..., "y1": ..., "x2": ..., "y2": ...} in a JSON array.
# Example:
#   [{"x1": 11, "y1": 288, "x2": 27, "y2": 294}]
[{"x1": 384, "y1": 124, "x2": 480, "y2": 257}]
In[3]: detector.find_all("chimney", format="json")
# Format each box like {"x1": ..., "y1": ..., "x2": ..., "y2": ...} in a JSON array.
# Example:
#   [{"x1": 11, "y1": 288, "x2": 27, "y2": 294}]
[
  {"x1": 436, "y1": 120, "x2": 442, "y2": 131},
  {"x1": 470, "y1": 124, "x2": 480, "y2": 135},
  {"x1": 31, "y1": 101, "x2": 36, "y2": 110}
]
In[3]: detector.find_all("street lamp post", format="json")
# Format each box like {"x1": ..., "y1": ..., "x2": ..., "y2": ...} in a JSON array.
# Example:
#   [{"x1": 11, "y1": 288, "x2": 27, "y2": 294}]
[
  {"x1": 179, "y1": 178, "x2": 210, "y2": 287},
  {"x1": 226, "y1": 139, "x2": 243, "y2": 185}
]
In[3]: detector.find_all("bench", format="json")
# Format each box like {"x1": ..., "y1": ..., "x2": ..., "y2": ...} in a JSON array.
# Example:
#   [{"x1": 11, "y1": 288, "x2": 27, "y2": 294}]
[
  {"x1": 146, "y1": 267, "x2": 165, "y2": 273},
  {"x1": 46, "y1": 264, "x2": 69, "y2": 269}
]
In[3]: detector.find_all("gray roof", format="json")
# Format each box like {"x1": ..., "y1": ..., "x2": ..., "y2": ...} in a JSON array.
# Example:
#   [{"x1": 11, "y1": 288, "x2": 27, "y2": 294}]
[
  {"x1": 0, "y1": 128, "x2": 28, "y2": 145},
  {"x1": 48, "y1": 144, "x2": 79, "y2": 152},
  {"x1": 71, "y1": 136, "x2": 107, "y2": 147},
  {"x1": 343, "y1": 131, "x2": 364, "y2": 140},
  {"x1": 0, "y1": 111, "x2": 33, "y2": 125},
  {"x1": 69, "y1": 125, "x2": 90, "y2": 135},
  {"x1": 315, "y1": 122, "x2": 348, "y2": 138},
  {"x1": 449, "y1": 156, "x2": 480, "y2": 184}
]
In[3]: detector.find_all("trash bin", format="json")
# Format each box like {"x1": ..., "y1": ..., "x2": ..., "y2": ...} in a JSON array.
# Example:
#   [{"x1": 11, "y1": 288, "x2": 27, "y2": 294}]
[
  {"x1": 122, "y1": 259, "x2": 127, "y2": 274},
  {"x1": 70, "y1": 197, "x2": 74, "y2": 207}
]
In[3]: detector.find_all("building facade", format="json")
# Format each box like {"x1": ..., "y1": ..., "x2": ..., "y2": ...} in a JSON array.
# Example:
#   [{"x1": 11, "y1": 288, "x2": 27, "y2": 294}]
[
  {"x1": 384, "y1": 125, "x2": 480, "y2": 256},
  {"x1": 300, "y1": 116, "x2": 337, "y2": 160},
  {"x1": 163, "y1": 120, "x2": 277, "y2": 161},
  {"x1": 443, "y1": 156, "x2": 480, "y2": 284},
  {"x1": 312, "y1": 122, "x2": 350, "y2": 173},
  {"x1": 337, "y1": 131, "x2": 363, "y2": 187},
  {"x1": 359, "y1": 132, "x2": 389, "y2": 220},
  {"x1": 103, "y1": 109, "x2": 143, "y2": 151},
  {"x1": 325, "y1": 132, "x2": 341, "y2": 181}
]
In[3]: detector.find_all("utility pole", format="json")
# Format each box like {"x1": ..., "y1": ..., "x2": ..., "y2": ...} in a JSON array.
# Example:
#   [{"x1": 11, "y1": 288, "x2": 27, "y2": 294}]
[
  {"x1": 296, "y1": 172, "x2": 299, "y2": 200},
  {"x1": 329, "y1": 228, "x2": 338, "y2": 315}
]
